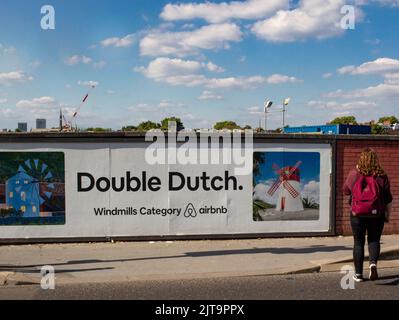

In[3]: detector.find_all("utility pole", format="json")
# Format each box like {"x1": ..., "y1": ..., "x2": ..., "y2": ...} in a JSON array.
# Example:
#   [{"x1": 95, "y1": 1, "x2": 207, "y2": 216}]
[
  {"x1": 264, "y1": 100, "x2": 273, "y2": 133},
  {"x1": 59, "y1": 109, "x2": 63, "y2": 131},
  {"x1": 282, "y1": 98, "x2": 290, "y2": 132}
]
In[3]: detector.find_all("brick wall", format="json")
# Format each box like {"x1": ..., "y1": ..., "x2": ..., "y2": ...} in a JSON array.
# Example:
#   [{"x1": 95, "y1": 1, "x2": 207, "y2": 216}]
[{"x1": 336, "y1": 139, "x2": 399, "y2": 235}]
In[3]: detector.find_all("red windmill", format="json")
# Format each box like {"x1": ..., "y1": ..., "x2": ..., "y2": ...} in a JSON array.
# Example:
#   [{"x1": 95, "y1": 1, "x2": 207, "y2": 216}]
[{"x1": 267, "y1": 161, "x2": 304, "y2": 212}]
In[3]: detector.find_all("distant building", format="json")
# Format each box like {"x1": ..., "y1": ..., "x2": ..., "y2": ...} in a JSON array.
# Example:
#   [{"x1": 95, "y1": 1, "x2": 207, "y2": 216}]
[
  {"x1": 36, "y1": 119, "x2": 46, "y2": 129},
  {"x1": 284, "y1": 124, "x2": 371, "y2": 135},
  {"x1": 18, "y1": 122, "x2": 28, "y2": 132}
]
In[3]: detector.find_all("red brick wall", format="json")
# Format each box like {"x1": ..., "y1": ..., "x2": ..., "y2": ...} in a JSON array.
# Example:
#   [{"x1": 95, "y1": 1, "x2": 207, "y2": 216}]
[{"x1": 336, "y1": 140, "x2": 399, "y2": 235}]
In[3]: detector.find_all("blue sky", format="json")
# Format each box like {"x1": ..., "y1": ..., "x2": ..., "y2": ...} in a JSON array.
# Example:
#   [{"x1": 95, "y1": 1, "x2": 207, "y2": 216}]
[
  {"x1": 254, "y1": 151, "x2": 320, "y2": 185},
  {"x1": 1, "y1": 0, "x2": 399, "y2": 130}
]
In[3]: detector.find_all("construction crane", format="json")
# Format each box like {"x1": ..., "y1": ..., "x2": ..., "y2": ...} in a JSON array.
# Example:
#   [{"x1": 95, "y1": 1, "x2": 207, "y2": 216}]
[{"x1": 60, "y1": 84, "x2": 96, "y2": 132}]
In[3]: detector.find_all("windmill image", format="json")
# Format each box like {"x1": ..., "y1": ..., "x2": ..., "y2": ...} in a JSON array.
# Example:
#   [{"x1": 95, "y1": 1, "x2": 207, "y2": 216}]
[
  {"x1": 267, "y1": 161, "x2": 304, "y2": 212},
  {"x1": 5, "y1": 159, "x2": 55, "y2": 217}
]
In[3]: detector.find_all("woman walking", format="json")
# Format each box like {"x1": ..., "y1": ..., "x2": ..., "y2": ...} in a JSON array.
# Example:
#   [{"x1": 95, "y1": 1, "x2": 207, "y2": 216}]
[{"x1": 343, "y1": 148, "x2": 392, "y2": 282}]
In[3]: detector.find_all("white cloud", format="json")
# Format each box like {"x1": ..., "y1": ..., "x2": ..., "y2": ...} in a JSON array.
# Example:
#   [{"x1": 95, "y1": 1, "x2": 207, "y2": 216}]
[
  {"x1": 302, "y1": 180, "x2": 320, "y2": 203},
  {"x1": 326, "y1": 83, "x2": 399, "y2": 99},
  {"x1": 160, "y1": 0, "x2": 289, "y2": 23},
  {"x1": 29, "y1": 60, "x2": 41, "y2": 69},
  {"x1": 251, "y1": 0, "x2": 354, "y2": 42},
  {"x1": 247, "y1": 106, "x2": 261, "y2": 114},
  {"x1": 158, "y1": 100, "x2": 174, "y2": 108},
  {"x1": 330, "y1": 58, "x2": 399, "y2": 100},
  {"x1": 100, "y1": 34, "x2": 136, "y2": 47},
  {"x1": 93, "y1": 60, "x2": 107, "y2": 69},
  {"x1": 266, "y1": 74, "x2": 300, "y2": 84},
  {"x1": 182, "y1": 23, "x2": 196, "y2": 29},
  {"x1": 136, "y1": 57, "x2": 300, "y2": 89},
  {"x1": 134, "y1": 57, "x2": 224, "y2": 79},
  {"x1": 253, "y1": 181, "x2": 279, "y2": 204},
  {"x1": 139, "y1": 23, "x2": 243, "y2": 57},
  {"x1": 348, "y1": 84, "x2": 399, "y2": 98},
  {"x1": 384, "y1": 73, "x2": 399, "y2": 84},
  {"x1": 64, "y1": 55, "x2": 93, "y2": 66},
  {"x1": 372, "y1": 0, "x2": 399, "y2": 6},
  {"x1": 0, "y1": 44, "x2": 16, "y2": 55},
  {"x1": 77, "y1": 80, "x2": 99, "y2": 87},
  {"x1": 16, "y1": 96, "x2": 56, "y2": 108},
  {"x1": 0, "y1": 71, "x2": 33, "y2": 86},
  {"x1": 0, "y1": 98, "x2": 7, "y2": 104},
  {"x1": 205, "y1": 62, "x2": 225, "y2": 73},
  {"x1": 128, "y1": 100, "x2": 185, "y2": 112},
  {"x1": 307, "y1": 100, "x2": 377, "y2": 110},
  {"x1": 323, "y1": 72, "x2": 333, "y2": 79},
  {"x1": 338, "y1": 57, "x2": 399, "y2": 75},
  {"x1": 198, "y1": 90, "x2": 223, "y2": 100}
]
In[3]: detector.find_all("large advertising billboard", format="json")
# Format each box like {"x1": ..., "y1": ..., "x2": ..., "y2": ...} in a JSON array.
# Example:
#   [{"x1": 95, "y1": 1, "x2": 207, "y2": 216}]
[{"x1": 0, "y1": 141, "x2": 332, "y2": 240}]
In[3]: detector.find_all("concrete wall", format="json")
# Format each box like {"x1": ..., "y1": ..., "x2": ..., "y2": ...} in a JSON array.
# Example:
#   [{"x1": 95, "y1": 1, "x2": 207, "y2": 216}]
[{"x1": 335, "y1": 138, "x2": 399, "y2": 235}]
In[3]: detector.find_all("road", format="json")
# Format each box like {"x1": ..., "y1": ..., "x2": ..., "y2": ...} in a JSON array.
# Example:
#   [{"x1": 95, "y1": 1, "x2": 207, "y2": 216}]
[{"x1": 1, "y1": 269, "x2": 398, "y2": 300}]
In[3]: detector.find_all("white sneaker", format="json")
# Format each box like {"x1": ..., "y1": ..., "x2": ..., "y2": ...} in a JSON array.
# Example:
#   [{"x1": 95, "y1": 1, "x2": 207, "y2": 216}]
[
  {"x1": 369, "y1": 264, "x2": 378, "y2": 281},
  {"x1": 353, "y1": 274, "x2": 364, "y2": 282}
]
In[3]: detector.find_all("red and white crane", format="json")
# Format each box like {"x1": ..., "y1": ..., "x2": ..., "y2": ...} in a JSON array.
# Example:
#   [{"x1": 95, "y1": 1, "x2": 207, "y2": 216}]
[{"x1": 60, "y1": 84, "x2": 96, "y2": 131}]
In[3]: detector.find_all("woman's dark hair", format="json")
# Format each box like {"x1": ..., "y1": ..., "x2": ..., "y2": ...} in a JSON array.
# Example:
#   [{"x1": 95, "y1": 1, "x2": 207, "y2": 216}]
[{"x1": 357, "y1": 147, "x2": 385, "y2": 176}]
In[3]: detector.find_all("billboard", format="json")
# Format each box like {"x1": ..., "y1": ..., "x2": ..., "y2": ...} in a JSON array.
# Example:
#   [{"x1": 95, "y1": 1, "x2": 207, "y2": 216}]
[{"x1": 0, "y1": 142, "x2": 332, "y2": 240}]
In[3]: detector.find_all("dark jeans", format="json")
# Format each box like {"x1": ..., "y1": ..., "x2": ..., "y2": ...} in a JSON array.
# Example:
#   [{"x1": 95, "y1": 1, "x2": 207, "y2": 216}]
[{"x1": 350, "y1": 215, "x2": 385, "y2": 275}]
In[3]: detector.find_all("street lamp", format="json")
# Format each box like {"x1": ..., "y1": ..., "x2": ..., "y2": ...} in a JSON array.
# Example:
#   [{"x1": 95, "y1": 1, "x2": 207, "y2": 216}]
[
  {"x1": 282, "y1": 97, "x2": 290, "y2": 130},
  {"x1": 264, "y1": 100, "x2": 273, "y2": 132}
]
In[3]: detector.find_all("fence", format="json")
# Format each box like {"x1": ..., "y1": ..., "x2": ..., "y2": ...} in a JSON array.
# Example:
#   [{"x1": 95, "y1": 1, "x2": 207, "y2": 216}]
[{"x1": 0, "y1": 132, "x2": 397, "y2": 242}]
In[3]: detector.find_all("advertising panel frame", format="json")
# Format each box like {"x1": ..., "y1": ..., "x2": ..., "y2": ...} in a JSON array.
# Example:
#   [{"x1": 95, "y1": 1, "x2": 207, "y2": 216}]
[{"x1": 0, "y1": 133, "x2": 336, "y2": 243}]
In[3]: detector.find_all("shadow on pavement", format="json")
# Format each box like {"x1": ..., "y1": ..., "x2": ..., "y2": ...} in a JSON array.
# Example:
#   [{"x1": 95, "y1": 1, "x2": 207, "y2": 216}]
[
  {"x1": 184, "y1": 245, "x2": 352, "y2": 257},
  {"x1": 376, "y1": 274, "x2": 399, "y2": 286},
  {"x1": 0, "y1": 266, "x2": 114, "y2": 273},
  {"x1": 0, "y1": 245, "x2": 351, "y2": 270}
]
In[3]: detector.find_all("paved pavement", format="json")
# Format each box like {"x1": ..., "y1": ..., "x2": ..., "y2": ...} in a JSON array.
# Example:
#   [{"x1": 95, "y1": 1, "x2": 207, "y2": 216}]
[
  {"x1": 1, "y1": 235, "x2": 398, "y2": 287},
  {"x1": 1, "y1": 269, "x2": 398, "y2": 300}
]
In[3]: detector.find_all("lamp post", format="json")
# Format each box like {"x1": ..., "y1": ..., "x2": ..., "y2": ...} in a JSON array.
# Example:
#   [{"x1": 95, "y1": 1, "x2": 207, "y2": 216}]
[
  {"x1": 264, "y1": 100, "x2": 273, "y2": 132},
  {"x1": 282, "y1": 97, "x2": 290, "y2": 131}
]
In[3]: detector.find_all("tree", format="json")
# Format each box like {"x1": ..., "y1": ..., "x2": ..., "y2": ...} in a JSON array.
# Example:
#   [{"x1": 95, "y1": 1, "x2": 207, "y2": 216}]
[
  {"x1": 213, "y1": 121, "x2": 241, "y2": 130},
  {"x1": 378, "y1": 116, "x2": 398, "y2": 125},
  {"x1": 86, "y1": 127, "x2": 112, "y2": 132},
  {"x1": 121, "y1": 125, "x2": 137, "y2": 132},
  {"x1": 371, "y1": 124, "x2": 387, "y2": 135},
  {"x1": 242, "y1": 125, "x2": 252, "y2": 130},
  {"x1": 160, "y1": 117, "x2": 184, "y2": 131},
  {"x1": 136, "y1": 121, "x2": 160, "y2": 132},
  {"x1": 329, "y1": 116, "x2": 357, "y2": 125}
]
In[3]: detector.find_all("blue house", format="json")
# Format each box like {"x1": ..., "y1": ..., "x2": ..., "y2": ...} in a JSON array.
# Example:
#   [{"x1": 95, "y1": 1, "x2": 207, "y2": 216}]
[
  {"x1": 6, "y1": 171, "x2": 41, "y2": 217},
  {"x1": 283, "y1": 124, "x2": 371, "y2": 135}
]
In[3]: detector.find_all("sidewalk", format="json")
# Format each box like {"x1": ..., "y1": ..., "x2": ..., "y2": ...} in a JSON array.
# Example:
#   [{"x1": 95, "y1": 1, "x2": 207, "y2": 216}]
[{"x1": 1, "y1": 235, "x2": 399, "y2": 286}]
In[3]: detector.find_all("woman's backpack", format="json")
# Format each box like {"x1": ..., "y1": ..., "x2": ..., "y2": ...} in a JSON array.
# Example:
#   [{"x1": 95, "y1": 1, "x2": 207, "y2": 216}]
[{"x1": 351, "y1": 175, "x2": 383, "y2": 216}]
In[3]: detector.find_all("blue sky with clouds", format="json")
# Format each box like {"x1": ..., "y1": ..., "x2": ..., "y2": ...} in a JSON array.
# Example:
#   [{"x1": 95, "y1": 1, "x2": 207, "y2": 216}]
[
  {"x1": 0, "y1": 0, "x2": 399, "y2": 130},
  {"x1": 254, "y1": 152, "x2": 320, "y2": 185}
]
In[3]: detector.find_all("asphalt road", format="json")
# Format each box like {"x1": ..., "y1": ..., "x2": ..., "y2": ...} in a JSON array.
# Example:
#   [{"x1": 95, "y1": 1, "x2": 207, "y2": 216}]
[{"x1": 0, "y1": 269, "x2": 398, "y2": 300}]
